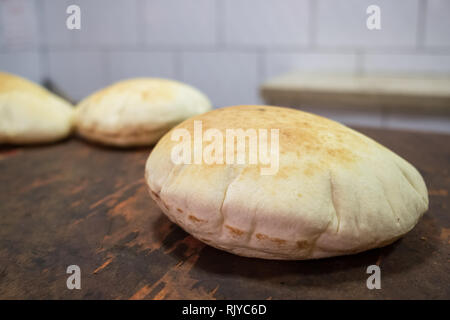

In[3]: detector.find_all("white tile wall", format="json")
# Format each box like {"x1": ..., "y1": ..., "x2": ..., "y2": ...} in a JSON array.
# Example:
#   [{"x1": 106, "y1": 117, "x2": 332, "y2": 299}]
[
  {"x1": 142, "y1": 0, "x2": 216, "y2": 46},
  {"x1": 316, "y1": 0, "x2": 420, "y2": 48},
  {"x1": 43, "y1": 0, "x2": 139, "y2": 47},
  {"x1": 76, "y1": 0, "x2": 138, "y2": 46},
  {"x1": 1, "y1": 0, "x2": 449, "y2": 132},
  {"x1": 264, "y1": 53, "x2": 357, "y2": 78},
  {"x1": 48, "y1": 50, "x2": 109, "y2": 102},
  {"x1": 299, "y1": 106, "x2": 384, "y2": 128},
  {"x1": 363, "y1": 53, "x2": 450, "y2": 74},
  {"x1": 181, "y1": 51, "x2": 260, "y2": 108},
  {"x1": 107, "y1": 51, "x2": 177, "y2": 82},
  {"x1": 42, "y1": 0, "x2": 75, "y2": 47},
  {"x1": 0, "y1": 51, "x2": 42, "y2": 82},
  {"x1": 0, "y1": 0, "x2": 40, "y2": 48},
  {"x1": 223, "y1": 0, "x2": 309, "y2": 47},
  {"x1": 424, "y1": 0, "x2": 450, "y2": 47}
]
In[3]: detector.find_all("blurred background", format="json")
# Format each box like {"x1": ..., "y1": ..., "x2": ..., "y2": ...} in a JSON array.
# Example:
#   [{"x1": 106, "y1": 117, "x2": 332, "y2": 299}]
[{"x1": 1, "y1": 0, "x2": 449, "y2": 133}]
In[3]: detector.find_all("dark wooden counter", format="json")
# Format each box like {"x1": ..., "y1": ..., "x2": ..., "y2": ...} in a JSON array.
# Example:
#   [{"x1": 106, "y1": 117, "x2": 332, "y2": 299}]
[{"x1": 0, "y1": 127, "x2": 449, "y2": 299}]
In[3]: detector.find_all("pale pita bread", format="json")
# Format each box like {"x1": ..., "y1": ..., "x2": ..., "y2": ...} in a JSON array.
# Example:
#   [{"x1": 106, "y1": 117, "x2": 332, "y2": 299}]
[
  {"x1": 75, "y1": 78, "x2": 211, "y2": 147},
  {"x1": 0, "y1": 72, "x2": 74, "y2": 144},
  {"x1": 145, "y1": 105, "x2": 428, "y2": 260}
]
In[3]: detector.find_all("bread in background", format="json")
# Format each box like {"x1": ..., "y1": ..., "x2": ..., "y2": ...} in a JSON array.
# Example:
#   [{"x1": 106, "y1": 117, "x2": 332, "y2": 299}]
[
  {"x1": 0, "y1": 72, "x2": 74, "y2": 144},
  {"x1": 75, "y1": 78, "x2": 212, "y2": 147}
]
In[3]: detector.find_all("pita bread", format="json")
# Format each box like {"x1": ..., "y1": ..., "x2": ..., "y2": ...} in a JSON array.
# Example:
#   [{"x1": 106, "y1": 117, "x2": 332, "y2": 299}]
[
  {"x1": 0, "y1": 72, "x2": 74, "y2": 144},
  {"x1": 75, "y1": 78, "x2": 212, "y2": 147},
  {"x1": 145, "y1": 105, "x2": 428, "y2": 260}
]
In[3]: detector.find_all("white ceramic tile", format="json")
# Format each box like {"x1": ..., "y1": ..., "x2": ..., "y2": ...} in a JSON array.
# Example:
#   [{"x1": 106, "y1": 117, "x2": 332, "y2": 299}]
[
  {"x1": 364, "y1": 54, "x2": 450, "y2": 74},
  {"x1": 223, "y1": 0, "x2": 309, "y2": 47},
  {"x1": 42, "y1": 0, "x2": 73, "y2": 46},
  {"x1": 264, "y1": 53, "x2": 357, "y2": 78},
  {"x1": 107, "y1": 50, "x2": 176, "y2": 82},
  {"x1": 0, "y1": 0, "x2": 40, "y2": 48},
  {"x1": 181, "y1": 51, "x2": 260, "y2": 108},
  {"x1": 48, "y1": 50, "x2": 109, "y2": 102},
  {"x1": 0, "y1": 51, "x2": 42, "y2": 83},
  {"x1": 424, "y1": 0, "x2": 450, "y2": 47},
  {"x1": 297, "y1": 106, "x2": 383, "y2": 128},
  {"x1": 317, "y1": 0, "x2": 419, "y2": 47},
  {"x1": 142, "y1": 0, "x2": 216, "y2": 46},
  {"x1": 43, "y1": 0, "x2": 138, "y2": 46}
]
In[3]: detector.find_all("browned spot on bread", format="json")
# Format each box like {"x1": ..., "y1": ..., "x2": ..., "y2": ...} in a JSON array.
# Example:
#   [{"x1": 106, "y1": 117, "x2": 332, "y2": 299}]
[
  {"x1": 160, "y1": 105, "x2": 365, "y2": 177},
  {"x1": 303, "y1": 161, "x2": 324, "y2": 177},
  {"x1": 225, "y1": 225, "x2": 245, "y2": 236},
  {"x1": 296, "y1": 240, "x2": 309, "y2": 249},
  {"x1": 281, "y1": 131, "x2": 292, "y2": 139},
  {"x1": 255, "y1": 233, "x2": 286, "y2": 245},
  {"x1": 326, "y1": 148, "x2": 356, "y2": 163},
  {"x1": 85, "y1": 78, "x2": 175, "y2": 106},
  {"x1": 188, "y1": 215, "x2": 205, "y2": 223},
  {"x1": 271, "y1": 238, "x2": 286, "y2": 245},
  {"x1": 176, "y1": 208, "x2": 183, "y2": 213},
  {"x1": 255, "y1": 233, "x2": 267, "y2": 240}
]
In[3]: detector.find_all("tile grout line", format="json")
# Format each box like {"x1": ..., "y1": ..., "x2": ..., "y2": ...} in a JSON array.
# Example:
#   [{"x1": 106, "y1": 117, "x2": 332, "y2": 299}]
[
  {"x1": 308, "y1": 0, "x2": 318, "y2": 49},
  {"x1": 35, "y1": 0, "x2": 49, "y2": 84},
  {"x1": 416, "y1": 0, "x2": 427, "y2": 49}
]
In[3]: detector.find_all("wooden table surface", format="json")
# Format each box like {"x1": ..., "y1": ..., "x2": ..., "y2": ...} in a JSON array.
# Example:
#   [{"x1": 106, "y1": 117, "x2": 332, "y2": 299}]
[{"x1": 0, "y1": 127, "x2": 449, "y2": 300}]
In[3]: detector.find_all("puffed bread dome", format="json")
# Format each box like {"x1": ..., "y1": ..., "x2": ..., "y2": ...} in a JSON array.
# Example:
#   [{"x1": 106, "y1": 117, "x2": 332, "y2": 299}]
[
  {"x1": 145, "y1": 105, "x2": 429, "y2": 260},
  {"x1": 75, "y1": 78, "x2": 212, "y2": 147},
  {"x1": 0, "y1": 72, "x2": 74, "y2": 144}
]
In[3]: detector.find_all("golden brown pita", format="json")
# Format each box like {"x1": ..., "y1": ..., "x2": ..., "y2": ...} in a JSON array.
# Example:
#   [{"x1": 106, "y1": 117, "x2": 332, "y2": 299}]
[
  {"x1": 0, "y1": 72, "x2": 74, "y2": 144},
  {"x1": 145, "y1": 105, "x2": 428, "y2": 260},
  {"x1": 75, "y1": 78, "x2": 211, "y2": 147}
]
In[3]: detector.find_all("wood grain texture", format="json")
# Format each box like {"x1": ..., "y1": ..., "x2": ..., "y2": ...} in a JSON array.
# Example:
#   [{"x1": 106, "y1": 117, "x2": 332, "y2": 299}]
[{"x1": 0, "y1": 127, "x2": 449, "y2": 299}]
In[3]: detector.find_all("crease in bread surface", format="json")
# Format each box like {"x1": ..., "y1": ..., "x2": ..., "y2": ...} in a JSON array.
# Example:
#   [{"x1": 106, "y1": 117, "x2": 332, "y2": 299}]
[
  {"x1": 216, "y1": 166, "x2": 246, "y2": 239},
  {"x1": 328, "y1": 170, "x2": 340, "y2": 234}
]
